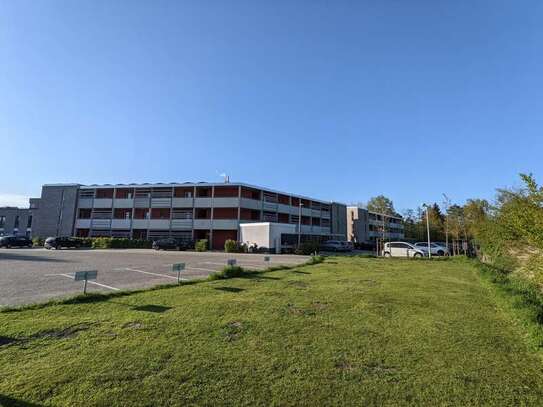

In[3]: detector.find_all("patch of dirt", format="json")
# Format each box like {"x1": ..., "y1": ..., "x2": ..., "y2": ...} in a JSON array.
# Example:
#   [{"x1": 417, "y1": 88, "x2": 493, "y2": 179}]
[
  {"x1": 286, "y1": 280, "x2": 308, "y2": 289},
  {"x1": 123, "y1": 322, "x2": 144, "y2": 330},
  {"x1": 335, "y1": 358, "x2": 355, "y2": 372},
  {"x1": 222, "y1": 321, "x2": 245, "y2": 342},
  {"x1": 282, "y1": 302, "x2": 328, "y2": 316},
  {"x1": 31, "y1": 324, "x2": 90, "y2": 340}
]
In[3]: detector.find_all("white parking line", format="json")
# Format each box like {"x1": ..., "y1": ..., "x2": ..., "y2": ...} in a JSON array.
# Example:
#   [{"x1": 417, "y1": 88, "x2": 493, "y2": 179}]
[
  {"x1": 160, "y1": 265, "x2": 218, "y2": 273},
  {"x1": 125, "y1": 267, "x2": 179, "y2": 280},
  {"x1": 46, "y1": 273, "x2": 120, "y2": 291}
]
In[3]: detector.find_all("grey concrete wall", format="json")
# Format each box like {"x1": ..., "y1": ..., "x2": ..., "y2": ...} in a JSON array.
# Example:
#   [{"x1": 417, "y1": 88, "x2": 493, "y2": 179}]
[
  {"x1": 347, "y1": 207, "x2": 370, "y2": 243},
  {"x1": 0, "y1": 207, "x2": 31, "y2": 236},
  {"x1": 32, "y1": 185, "x2": 79, "y2": 238},
  {"x1": 330, "y1": 202, "x2": 347, "y2": 240}
]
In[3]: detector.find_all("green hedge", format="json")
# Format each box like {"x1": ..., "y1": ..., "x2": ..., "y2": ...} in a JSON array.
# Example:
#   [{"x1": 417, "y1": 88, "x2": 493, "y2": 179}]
[
  {"x1": 91, "y1": 237, "x2": 152, "y2": 249},
  {"x1": 195, "y1": 239, "x2": 208, "y2": 252}
]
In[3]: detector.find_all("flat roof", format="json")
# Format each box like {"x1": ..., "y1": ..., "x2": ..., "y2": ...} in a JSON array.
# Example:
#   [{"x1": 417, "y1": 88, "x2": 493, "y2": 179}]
[{"x1": 69, "y1": 181, "x2": 338, "y2": 205}]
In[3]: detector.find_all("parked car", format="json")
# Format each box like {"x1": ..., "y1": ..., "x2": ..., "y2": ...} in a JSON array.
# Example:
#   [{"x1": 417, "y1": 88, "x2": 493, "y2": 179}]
[
  {"x1": 414, "y1": 242, "x2": 449, "y2": 256},
  {"x1": 44, "y1": 236, "x2": 82, "y2": 250},
  {"x1": 320, "y1": 240, "x2": 352, "y2": 252},
  {"x1": 0, "y1": 236, "x2": 33, "y2": 248},
  {"x1": 382, "y1": 242, "x2": 425, "y2": 258},
  {"x1": 152, "y1": 238, "x2": 193, "y2": 251}
]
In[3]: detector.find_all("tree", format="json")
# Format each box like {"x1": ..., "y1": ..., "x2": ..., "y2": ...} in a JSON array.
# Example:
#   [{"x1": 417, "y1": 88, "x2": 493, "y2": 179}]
[{"x1": 367, "y1": 195, "x2": 396, "y2": 216}]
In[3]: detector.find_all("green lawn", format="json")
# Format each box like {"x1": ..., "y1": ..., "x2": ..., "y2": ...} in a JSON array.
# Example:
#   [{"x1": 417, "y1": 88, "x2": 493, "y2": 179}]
[{"x1": 1, "y1": 257, "x2": 543, "y2": 406}]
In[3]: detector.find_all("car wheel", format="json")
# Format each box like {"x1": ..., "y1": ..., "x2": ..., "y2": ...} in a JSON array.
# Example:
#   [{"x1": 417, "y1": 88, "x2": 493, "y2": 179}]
[
  {"x1": 414, "y1": 253, "x2": 422, "y2": 258},
  {"x1": 437, "y1": 250, "x2": 444, "y2": 256},
  {"x1": 384, "y1": 252, "x2": 391, "y2": 257}
]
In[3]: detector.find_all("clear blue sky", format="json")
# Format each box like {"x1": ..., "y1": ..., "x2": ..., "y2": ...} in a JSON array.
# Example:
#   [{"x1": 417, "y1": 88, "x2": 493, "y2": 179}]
[{"x1": 1, "y1": 1, "x2": 542, "y2": 212}]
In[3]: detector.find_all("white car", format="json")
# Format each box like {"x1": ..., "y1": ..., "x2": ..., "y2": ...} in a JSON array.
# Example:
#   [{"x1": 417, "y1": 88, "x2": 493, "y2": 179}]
[
  {"x1": 414, "y1": 242, "x2": 449, "y2": 256},
  {"x1": 382, "y1": 242, "x2": 425, "y2": 258}
]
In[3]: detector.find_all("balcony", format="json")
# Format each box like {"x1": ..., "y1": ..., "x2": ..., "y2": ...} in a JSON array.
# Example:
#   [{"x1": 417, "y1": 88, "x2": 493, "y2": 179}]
[
  {"x1": 114, "y1": 199, "x2": 134, "y2": 208},
  {"x1": 171, "y1": 219, "x2": 192, "y2": 230},
  {"x1": 172, "y1": 197, "x2": 194, "y2": 208},
  {"x1": 91, "y1": 219, "x2": 111, "y2": 229},
  {"x1": 193, "y1": 219, "x2": 212, "y2": 229},
  {"x1": 93, "y1": 199, "x2": 113, "y2": 209},
  {"x1": 111, "y1": 219, "x2": 132, "y2": 229},
  {"x1": 213, "y1": 197, "x2": 240, "y2": 208},
  {"x1": 212, "y1": 219, "x2": 239, "y2": 230},
  {"x1": 148, "y1": 219, "x2": 170, "y2": 229},
  {"x1": 240, "y1": 198, "x2": 262, "y2": 210},
  {"x1": 151, "y1": 198, "x2": 171, "y2": 208},
  {"x1": 194, "y1": 198, "x2": 213, "y2": 208},
  {"x1": 75, "y1": 219, "x2": 91, "y2": 229},
  {"x1": 78, "y1": 198, "x2": 93, "y2": 209}
]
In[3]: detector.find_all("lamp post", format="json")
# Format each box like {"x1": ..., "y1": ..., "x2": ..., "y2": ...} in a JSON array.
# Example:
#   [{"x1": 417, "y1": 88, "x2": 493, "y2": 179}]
[
  {"x1": 442, "y1": 193, "x2": 451, "y2": 253},
  {"x1": 297, "y1": 201, "x2": 303, "y2": 247},
  {"x1": 422, "y1": 203, "x2": 431, "y2": 259}
]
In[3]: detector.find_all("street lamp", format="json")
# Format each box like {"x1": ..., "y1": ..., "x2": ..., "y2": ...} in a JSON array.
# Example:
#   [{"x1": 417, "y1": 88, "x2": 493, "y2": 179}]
[
  {"x1": 442, "y1": 193, "x2": 451, "y2": 253},
  {"x1": 422, "y1": 203, "x2": 431, "y2": 259},
  {"x1": 297, "y1": 201, "x2": 303, "y2": 247}
]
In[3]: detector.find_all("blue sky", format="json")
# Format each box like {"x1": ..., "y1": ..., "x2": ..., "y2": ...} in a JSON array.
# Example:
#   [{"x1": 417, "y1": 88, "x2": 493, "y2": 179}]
[{"x1": 1, "y1": 1, "x2": 542, "y2": 213}]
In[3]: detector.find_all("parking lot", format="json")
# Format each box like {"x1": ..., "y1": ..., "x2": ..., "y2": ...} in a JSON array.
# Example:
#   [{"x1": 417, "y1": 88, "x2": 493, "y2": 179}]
[{"x1": 0, "y1": 248, "x2": 308, "y2": 307}]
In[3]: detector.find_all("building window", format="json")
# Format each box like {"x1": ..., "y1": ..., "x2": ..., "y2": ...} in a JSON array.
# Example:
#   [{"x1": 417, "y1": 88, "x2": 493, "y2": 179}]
[
  {"x1": 134, "y1": 208, "x2": 150, "y2": 219},
  {"x1": 27, "y1": 216, "x2": 32, "y2": 228},
  {"x1": 115, "y1": 188, "x2": 134, "y2": 199},
  {"x1": 196, "y1": 187, "x2": 212, "y2": 197},
  {"x1": 14, "y1": 216, "x2": 19, "y2": 229},
  {"x1": 78, "y1": 209, "x2": 92, "y2": 219},
  {"x1": 195, "y1": 208, "x2": 211, "y2": 219},
  {"x1": 151, "y1": 208, "x2": 171, "y2": 219},
  {"x1": 213, "y1": 208, "x2": 238, "y2": 220},
  {"x1": 114, "y1": 208, "x2": 132, "y2": 219},
  {"x1": 0, "y1": 216, "x2": 5, "y2": 228},
  {"x1": 95, "y1": 189, "x2": 114, "y2": 199}
]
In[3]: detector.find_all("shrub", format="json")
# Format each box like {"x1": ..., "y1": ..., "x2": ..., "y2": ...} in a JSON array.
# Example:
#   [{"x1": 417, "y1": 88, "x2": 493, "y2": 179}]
[
  {"x1": 295, "y1": 240, "x2": 320, "y2": 256},
  {"x1": 209, "y1": 265, "x2": 246, "y2": 280},
  {"x1": 32, "y1": 237, "x2": 45, "y2": 247},
  {"x1": 224, "y1": 240, "x2": 248, "y2": 253},
  {"x1": 224, "y1": 239, "x2": 238, "y2": 253},
  {"x1": 195, "y1": 239, "x2": 208, "y2": 252},
  {"x1": 91, "y1": 237, "x2": 152, "y2": 249}
]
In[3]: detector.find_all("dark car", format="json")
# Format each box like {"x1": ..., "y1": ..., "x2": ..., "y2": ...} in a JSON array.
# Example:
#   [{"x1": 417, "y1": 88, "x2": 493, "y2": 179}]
[
  {"x1": 152, "y1": 238, "x2": 193, "y2": 251},
  {"x1": 0, "y1": 236, "x2": 33, "y2": 248},
  {"x1": 44, "y1": 236, "x2": 82, "y2": 250}
]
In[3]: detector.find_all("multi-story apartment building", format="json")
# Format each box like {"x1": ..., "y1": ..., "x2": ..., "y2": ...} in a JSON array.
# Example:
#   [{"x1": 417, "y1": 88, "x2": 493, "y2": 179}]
[
  {"x1": 347, "y1": 206, "x2": 404, "y2": 245},
  {"x1": 0, "y1": 203, "x2": 36, "y2": 237},
  {"x1": 28, "y1": 182, "x2": 347, "y2": 250}
]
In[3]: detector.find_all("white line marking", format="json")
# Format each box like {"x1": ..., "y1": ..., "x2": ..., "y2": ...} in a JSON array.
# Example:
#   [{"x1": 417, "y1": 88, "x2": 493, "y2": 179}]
[
  {"x1": 124, "y1": 268, "x2": 188, "y2": 281},
  {"x1": 187, "y1": 267, "x2": 218, "y2": 273},
  {"x1": 48, "y1": 273, "x2": 120, "y2": 291},
  {"x1": 125, "y1": 268, "x2": 177, "y2": 279}
]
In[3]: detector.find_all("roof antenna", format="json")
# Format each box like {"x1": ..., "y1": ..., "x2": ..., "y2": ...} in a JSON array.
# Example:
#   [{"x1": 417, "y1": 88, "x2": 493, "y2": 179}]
[{"x1": 220, "y1": 173, "x2": 230, "y2": 184}]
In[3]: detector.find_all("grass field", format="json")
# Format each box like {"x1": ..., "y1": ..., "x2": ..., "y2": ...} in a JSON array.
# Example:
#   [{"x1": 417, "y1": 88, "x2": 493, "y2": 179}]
[{"x1": 1, "y1": 257, "x2": 543, "y2": 406}]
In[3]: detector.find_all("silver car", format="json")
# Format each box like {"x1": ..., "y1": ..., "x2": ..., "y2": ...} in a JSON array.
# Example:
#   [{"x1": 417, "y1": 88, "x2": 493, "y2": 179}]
[
  {"x1": 414, "y1": 242, "x2": 449, "y2": 256},
  {"x1": 382, "y1": 242, "x2": 425, "y2": 258}
]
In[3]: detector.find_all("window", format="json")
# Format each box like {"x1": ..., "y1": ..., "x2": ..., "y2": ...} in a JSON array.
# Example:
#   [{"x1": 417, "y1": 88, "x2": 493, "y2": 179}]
[
  {"x1": 174, "y1": 187, "x2": 194, "y2": 198},
  {"x1": 195, "y1": 208, "x2": 211, "y2": 219},
  {"x1": 95, "y1": 189, "x2": 114, "y2": 199},
  {"x1": 115, "y1": 188, "x2": 134, "y2": 199},
  {"x1": 114, "y1": 208, "x2": 132, "y2": 219},
  {"x1": 134, "y1": 208, "x2": 150, "y2": 219},
  {"x1": 213, "y1": 186, "x2": 238, "y2": 198},
  {"x1": 0, "y1": 216, "x2": 5, "y2": 228},
  {"x1": 213, "y1": 208, "x2": 238, "y2": 220},
  {"x1": 151, "y1": 208, "x2": 171, "y2": 219},
  {"x1": 14, "y1": 216, "x2": 19, "y2": 229},
  {"x1": 196, "y1": 187, "x2": 211, "y2": 197},
  {"x1": 78, "y1": 209, "x2": 92, "y2": 219},
  {"x1": 27, "y1": 216, "x2": 33, "y2": 228}
]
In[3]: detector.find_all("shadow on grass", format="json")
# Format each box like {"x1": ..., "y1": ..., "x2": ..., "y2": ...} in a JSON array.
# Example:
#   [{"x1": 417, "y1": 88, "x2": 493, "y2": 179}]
[
  {"x1": 132, "y1": 304, "x2": 172, "y2": 313},
  {"x1": 291, "y1": 270, "x2": 311, "y2": 275},
  {"x1": 0, "y1": 394, "x2": 44, "y2": 407},
  {"x1": 214, "y1": 287, "x2": 245, "y2": 293}
]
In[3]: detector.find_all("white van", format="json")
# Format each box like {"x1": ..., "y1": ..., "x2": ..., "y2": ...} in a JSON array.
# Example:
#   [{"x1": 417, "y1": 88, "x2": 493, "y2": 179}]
[{"x1": 382, "y1": 242, "x2": 425, "y2": 258}]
